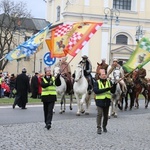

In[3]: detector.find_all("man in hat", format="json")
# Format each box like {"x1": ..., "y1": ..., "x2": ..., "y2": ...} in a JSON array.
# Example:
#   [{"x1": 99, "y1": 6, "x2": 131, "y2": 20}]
[
  {"x1": 13, "y1": 68, "x2": 29, "y2": 109},
  {"x1": 79, "y1": 55, "x2": 93, "y2": 93},
  {"x1": 107, "y1": 58, "x2": 127, "y2": 96}
]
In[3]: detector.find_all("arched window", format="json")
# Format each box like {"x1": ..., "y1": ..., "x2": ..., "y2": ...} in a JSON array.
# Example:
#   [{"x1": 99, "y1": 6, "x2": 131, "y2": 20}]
[
  {"x1": 116, "y1": 35, "x2": 128, "y2": 44},
  {"x1": 56, "y1": 6, "x2": 61, "y2": 21}
]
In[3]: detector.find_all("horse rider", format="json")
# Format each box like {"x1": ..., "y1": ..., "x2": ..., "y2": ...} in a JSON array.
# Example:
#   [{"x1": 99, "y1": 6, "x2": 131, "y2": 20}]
[
  {"x1": 95, "y1": 58, "x2": 108, "y2": 80},
  {"x1": 79, "y1": 55, "x2": 93, "y2": 93},
  {"x1": 107, "y1": 58, "x2": 127, "y2": 96},
  {"x1": 135, "y1": 67, "x2": 148, "y2": 92},
  {"x1": 59, "y1": 56, "x2": 73, "y2": 94}
]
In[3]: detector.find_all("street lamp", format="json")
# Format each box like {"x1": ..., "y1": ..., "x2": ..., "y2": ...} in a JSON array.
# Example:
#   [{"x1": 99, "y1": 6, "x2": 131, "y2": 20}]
[
  {"x1": 135, "y1": 26, "x2": 143, "y2": 43},
  {"x1": 104, "y1": 7, "x2": 120, "y2": 64}
]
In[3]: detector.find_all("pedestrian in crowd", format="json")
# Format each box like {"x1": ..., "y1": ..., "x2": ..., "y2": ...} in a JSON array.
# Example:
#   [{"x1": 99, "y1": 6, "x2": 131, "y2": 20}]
[
  {"x1": 9, "y1": 74, "x2": 16, "y2": 98},
  {"x1": 41, "y1": 67, "x2": 60, "y2": 130},
  {"x1": 30, "y1": 72, "x2": 39, "y2": 98},
  {"x1": 37, "y1": 73, "x2": 43, "y2": 98},
  {"x1": 93, "y1": 69, "x2": 116, "y2": 134},
  {"x1": 13, "y1": 68, "x2": 29, "y2": 109},
  {"x1": 0, "y1": 72, "x2": 3, "y2": 98}
]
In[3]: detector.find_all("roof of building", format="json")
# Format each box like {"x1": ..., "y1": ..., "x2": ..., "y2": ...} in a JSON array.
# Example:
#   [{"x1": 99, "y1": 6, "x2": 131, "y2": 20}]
[{"x1": 0, "y1": 13, "x2": 50, "y2": 31}]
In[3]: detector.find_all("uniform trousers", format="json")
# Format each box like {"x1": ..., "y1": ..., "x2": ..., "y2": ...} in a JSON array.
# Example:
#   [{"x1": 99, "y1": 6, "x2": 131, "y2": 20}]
[
  {"x1": 43, "y1": 101, "x2": 55, "y2": 125},
  {"x1": 97, "y1": 106, "x2": 109, "y2": 129}
]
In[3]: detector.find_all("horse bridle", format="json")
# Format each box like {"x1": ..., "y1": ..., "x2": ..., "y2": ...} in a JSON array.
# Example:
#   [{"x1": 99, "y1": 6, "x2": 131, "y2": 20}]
[{"x1": 75, "y1": 66, "x2": 83, "y2": 82}]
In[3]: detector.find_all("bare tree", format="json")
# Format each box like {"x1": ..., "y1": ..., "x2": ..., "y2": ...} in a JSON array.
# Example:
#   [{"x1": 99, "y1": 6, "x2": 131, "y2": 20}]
[{"x1": 0, "y1": 0, "x2": 31, "y2": 71}]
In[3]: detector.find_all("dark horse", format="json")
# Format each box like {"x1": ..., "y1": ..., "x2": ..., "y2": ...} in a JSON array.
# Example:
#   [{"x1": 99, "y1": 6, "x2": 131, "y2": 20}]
[
  {"x1": 119, "y1": 74, "x2": 135, "y2": 110},
  {"x1": 132, "y1": 71, "x2": 149, "y2": 108}
]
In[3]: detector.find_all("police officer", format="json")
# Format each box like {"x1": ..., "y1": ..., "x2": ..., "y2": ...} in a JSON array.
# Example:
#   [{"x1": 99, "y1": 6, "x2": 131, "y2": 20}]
[{"x1": 41, "y1": 67, "x2": 57, "y2": 130}]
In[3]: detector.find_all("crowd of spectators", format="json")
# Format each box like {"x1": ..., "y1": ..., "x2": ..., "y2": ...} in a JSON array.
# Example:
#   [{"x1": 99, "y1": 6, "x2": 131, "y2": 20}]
[{"x1": 0, "y1": 71, "x2": 43, "y2": 99}]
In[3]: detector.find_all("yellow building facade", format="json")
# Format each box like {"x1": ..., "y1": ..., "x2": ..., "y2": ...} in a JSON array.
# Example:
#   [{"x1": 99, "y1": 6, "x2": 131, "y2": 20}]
[
  {"x1": 4, "y1": 0, "x2": 150, "y2": 77},
  {"x1": 44, "y1": 0, "x2": 150, "y2": 77}
]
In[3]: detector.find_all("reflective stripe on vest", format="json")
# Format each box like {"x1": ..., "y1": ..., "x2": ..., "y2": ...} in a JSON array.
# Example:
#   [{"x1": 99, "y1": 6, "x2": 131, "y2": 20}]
[
  {"x1": 95, "y1": 80, "x2": 111, "y2": 99},
  {"x1": 41, "y1": 77, "x2": 56, "y2": 96}
]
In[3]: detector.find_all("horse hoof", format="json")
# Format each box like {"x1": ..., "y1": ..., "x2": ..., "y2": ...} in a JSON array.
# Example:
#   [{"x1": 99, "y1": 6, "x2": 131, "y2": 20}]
[
  {"x1": 70, "y1": 107, "x2": 73, "y2": 110},
  {"x1": 76, "y1": 113, "x2": 80, "y2": 116},
  {"x1": 59, "y1": 111, "x2": 63, "y2": 114},
  {"x1": 114, "y1": 115, "x2": 117, "y2": 118},
  {"x1": 62, "y1": 110, "x2": 65, "y2": 113},
  {"x1": 85, "y1": 112, "x2": 89, "y2": 115},
  {"x1": 80, "y1": 110, "x2": 85, "y2": 114},
  {"x1": 111, "y1": 112, "x2": 115, "y2": 116},
  {"x1": 108, "y1": 116, "x2": 111, "y2": 119}
]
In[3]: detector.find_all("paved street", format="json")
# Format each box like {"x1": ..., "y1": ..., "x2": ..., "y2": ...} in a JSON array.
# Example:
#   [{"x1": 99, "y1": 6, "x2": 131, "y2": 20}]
[{"x1": 0, "y1": 100, "x2": 150, "y2": 150}]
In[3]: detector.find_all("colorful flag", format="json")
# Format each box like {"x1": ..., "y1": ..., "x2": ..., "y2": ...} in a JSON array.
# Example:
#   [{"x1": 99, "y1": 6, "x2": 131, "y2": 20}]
[
  {"x1": 123, "y1": 37, "x2": 150, "y2": 72},
  {"x1": 46, "y1": 22, "x2": 103, "y2": 58},
  {"x1": 6, "y1": 23, "x2": 52, "y2": 61}
]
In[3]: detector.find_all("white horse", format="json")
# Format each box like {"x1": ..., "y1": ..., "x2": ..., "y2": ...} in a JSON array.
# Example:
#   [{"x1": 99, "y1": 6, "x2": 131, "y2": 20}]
[
  {"x1": 53, "y1": 66, "x2": 73, "y2": 114},
  {"x1": 73, "y1": 64, "x2": 92, "y2": 116},
  {"x1": 108, "y1": 69, "x2": 123, "y2": 118}
]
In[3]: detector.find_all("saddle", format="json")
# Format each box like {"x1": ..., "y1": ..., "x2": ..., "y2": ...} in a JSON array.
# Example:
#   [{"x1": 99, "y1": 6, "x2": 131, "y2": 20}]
[
  {"x1": 62, "y1": 74, "x2": 73, "y2": 95},
  {"x1": 85, "y1": 75, "x2": 93, "y2": 94}
]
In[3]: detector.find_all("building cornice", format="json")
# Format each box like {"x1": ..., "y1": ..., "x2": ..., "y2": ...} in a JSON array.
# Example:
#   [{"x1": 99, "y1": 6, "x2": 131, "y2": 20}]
[{"x1": 62, "y1": 12, "x2": 150, "y2": 23}]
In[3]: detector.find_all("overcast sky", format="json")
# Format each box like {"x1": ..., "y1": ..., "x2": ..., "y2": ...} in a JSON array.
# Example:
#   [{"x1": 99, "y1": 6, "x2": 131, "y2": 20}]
[{"x1": 13, "y1": 0, "x2": 46, "y2": 19}]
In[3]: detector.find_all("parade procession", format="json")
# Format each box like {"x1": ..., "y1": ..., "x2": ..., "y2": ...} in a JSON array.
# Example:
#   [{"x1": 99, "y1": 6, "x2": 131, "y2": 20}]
[{"x1": 0, "y1": 0, "x2": 150, "y2": 150}]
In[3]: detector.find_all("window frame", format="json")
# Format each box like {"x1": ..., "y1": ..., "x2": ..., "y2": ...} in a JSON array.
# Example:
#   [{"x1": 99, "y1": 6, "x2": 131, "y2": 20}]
[
  {"x1": 113, "y1": 0, "x2": 132, "y2": 10},
  {"x1": 116, "y1": 34, "x2": 128, "y2": 45}
]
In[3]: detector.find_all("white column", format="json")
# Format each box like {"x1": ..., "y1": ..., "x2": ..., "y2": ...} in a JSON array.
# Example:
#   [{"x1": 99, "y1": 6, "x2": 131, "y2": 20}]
[
  {"x1": 131, "y1": 0, "x2": 137, "y2": 11},
  {"x1": 140, "y1": 0, "x2": 145, "y2": 12},
  {"x1": 104, "y1": 0, "x2": 109, "y2": 8},
  {"x1": 101, "y1": 29, "x2": 109, "y2": 64},
  {"x1": 84, "y1": 0, "x2": 90, "y2": 6}
]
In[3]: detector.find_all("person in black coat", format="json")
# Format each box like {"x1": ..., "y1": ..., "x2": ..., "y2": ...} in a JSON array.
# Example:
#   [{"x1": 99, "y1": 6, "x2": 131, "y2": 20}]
[
  {"x1": 31, "y1": 72, "x2": 39, "y2": 98},
  {"x1": 9, "y1": 74, "x2": 16, "y2": 98},
  {"x1": 93, "y1": 69, "x2": 116, "y2": 134},
  {"x1": 13, "y1": 68, "x2": 29, "y2": 109}
]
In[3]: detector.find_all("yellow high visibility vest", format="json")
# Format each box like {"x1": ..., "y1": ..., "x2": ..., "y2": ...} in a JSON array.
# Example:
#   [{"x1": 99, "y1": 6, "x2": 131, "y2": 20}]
[
  {"x1": 95, "y1": 80, "x2": 111, "y2": 99},
  {"x1": 41, "y1": 77, "x2": 56, "y2": 96}
]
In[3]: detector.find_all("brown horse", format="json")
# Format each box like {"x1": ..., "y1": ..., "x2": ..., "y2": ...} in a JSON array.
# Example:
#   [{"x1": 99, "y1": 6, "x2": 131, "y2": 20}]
[
  {"x1": 132, "y1": 71, "x2": 148, "y2": 108},
  {"x1": 119, "y1": 74, "x2": 135, "y2": 110},
  {"x1": 95, "y1": 63, "x2": 102, "y2": 80}
]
